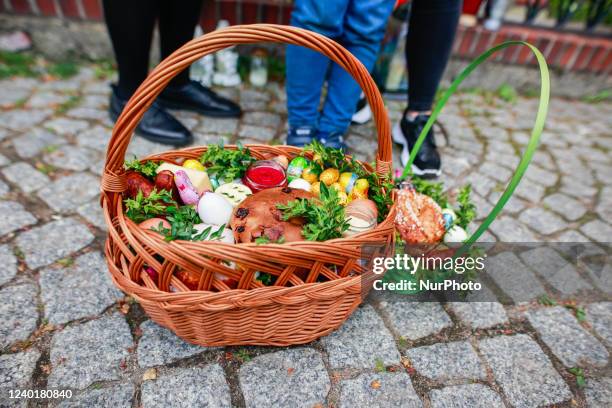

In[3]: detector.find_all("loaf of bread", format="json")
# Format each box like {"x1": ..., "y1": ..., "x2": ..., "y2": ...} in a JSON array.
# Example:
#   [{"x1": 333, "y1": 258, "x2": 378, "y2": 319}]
[{"x1": 230, "y1": 187, "x2": 314, "y2": 243}]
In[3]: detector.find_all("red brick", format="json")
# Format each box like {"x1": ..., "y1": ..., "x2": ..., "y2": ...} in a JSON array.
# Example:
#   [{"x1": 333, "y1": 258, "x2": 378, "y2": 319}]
[
  {"x1": 11, "y1": 0, "x2": 31, "y2": 14},
  {"x1": 81, "y1": 0, "x2": 102, "y2": 20},
  {"x1": 458, "y1": 28, "x2": 475, "y2": 57},
  {"x1": 473, "y1": 30, "x2": 495, "y2": 56},
  {"x1": 219, "y1": 1, "x2": 236, "y2": 25},
  {"x1": 282, "y1": 4, "x2": 292, "y2": 25},
  {"x1": 545, "y1": 38, "x2": 565, "y2": 67},
  {"x1": 36, "y1": 0, "x2": 57, "y2": 16},
  {"x1": 59, "y1": 0, "x2": 81, "y2": 19},
  {"x1": 557, "y1": 42, "x2": 580, "y2": 70},
  {"x1": 585, "y1": 45, "x2": 606, "y2": 73},
  {"x1": 572, "y1": 44, "x2": 595, "y2": 72},
  {"x1": 452, "y1": 26, "x2": 466, "y2": 54},
  {"x1": 262, "y1": 4, "x2": 278, "y2": 24},
  {"x1": 242, "y1": 2, "x2": 258, "y2": 24},
  {"x1": 602, "y1": 50, "x2": 612, "y2": 75}
]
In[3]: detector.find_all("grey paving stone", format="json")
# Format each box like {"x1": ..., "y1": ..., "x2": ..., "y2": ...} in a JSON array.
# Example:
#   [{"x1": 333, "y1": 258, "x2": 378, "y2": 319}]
[
  {"x1": 429, "y1": 384, "x2": 504, "y2": 408},
  {"x1": 76, "y1": 200, "x2": 106, "y2": 230},
  {"x1": 126, "y1": 137, "x2": 168, "y2": 158},
  {"x1": 43, "y1": 145, "x2": 100, "y2": 171},
  {"x1": 585, "y1": 377, "x2": 612, "y2": 408},
  {"x1": 450, "y1": 301, "x2": 508, "y2": 329},
  {"x1": 193, "y1": 132, "x2": 231, "y2": 147},
  {"x1": 0, "y1": 245, "x2": 18, "y2": 286},
  {"x1": 141, "y1": 365, "x2": 231, "y2": 408},
  {"x1": 48, "y1": 313, "x2": 133, "y2": 390},
  {"x1": 12, "y1": 127, "x2": 66, "y2": 159},
  {"x1": 486, "y1": 252, "x2": 546, "y2": 303},
  {"x1": 66, "y1": 107, "x2": 108, "y2": 121},
  {"x1": 0, "y1": 153, "x2": 10, "y2": 167},
  {"x1": 338, "y1": 371, "x2": 422, "y2": 408},
  {"x1": 321, "y1": 304, "x2": 400, "y2": 369},
  {"x1": 137, "y1": 320, "x2": 204, "y2": 368},
  {"x1": 0, "y1": 87, "x2": 29, "y2": 108},
  {"x1": 518, "y1": 207, "x2": 567, "y2": 235},
  {"x1": 26, "y1": 91, "x2": 70, "y2": 108},
  {"x1": 479, "y1": 334, "x2": 571, "y2": 408},
  {"x1": 16, "y1": 218, "x2": 94, "y2": 269},
  {"x1": 514, "y1": 178, "x2": 547, "y2": 203},
  {"x1": 1, "y1": 162, "x2": 50, "y2": 193},
  {"x1": 556, "y1": 229, "x2": 590, "y2": 242},
  {"x1": 488, "y1": 216, "x2": 538, "y2": 242},
  {"x1": 239, "y1": 348, "x2": 330, "y2": 408},
  {"x1": 0, "y1": 180, "x2": 8, "y2": 197},
  {"x1": 560, "y1": 176, "x2": 598, "y2": 198},
  {"x1": 40, "y1": 252, "x2": 122, "y2": 325},
  {"x1": 0, "y1": 283, "x2": 38, "y2": 348},
  {"x1": 519, "y1": 247, "x2": 591, "y2": 295},
  {"x1": 0, "y1": 109, "x2": 52, "y2": 131},
  {"x1": 406, "y1": 341, "x2": 485, "y2": 382},
  {"x1": 543, "y1": 193, "x2": 587, "y2": 221},
  {"x1": 58, "y1": 382, "x2": 134, "y2": 408},
  {"x1": 581, "y1": 219, "x2": 612, "y2": 242},
  {"x1": 37, "y1": 172, "x2": 100, "y2": 212},
  {"x1": 0, "y1": 201, "x2": 37, "y2": 237},
  {"x1": 379, "y1": 301, "x2": 452, "y2": 341},
  {"x1": 240, "y1": 89, "x2": 270, "y2": 111},
  {"x1": 75, "y1": 125, "x2": 112, "y2": 152},
  {"x1": 528, "y1": 306, "x2": 608, "y2": 367},
  {"x1": 0, "y1": 349, "x2": 40, "y2": 390},
  {"x1": 196, "y1": 117, "x2": 238, "y2": 135},
  {"x1": 242, "y1": 111, "x2": 281, "y2": 129},
  {"x1": 238, "y1": 125, "x2": 276, "y2": 142},
  {"x1": 44, "y1": 117, "x2": 89, "y2": 136},
  {"x1": 448, "y1": 284, "x2": 508, "y2": 328},
  {"x1": 586, "y1": 302, "x2": 612, "y2": 346},
  {"x1": 524, "y1": 164, "x2": 558, "y2": 187}
]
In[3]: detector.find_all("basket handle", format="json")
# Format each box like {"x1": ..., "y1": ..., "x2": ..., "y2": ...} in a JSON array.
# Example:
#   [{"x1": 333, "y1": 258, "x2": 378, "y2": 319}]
[{"x1": 102, "y1": 24, "x2": 392, "y2": 193}]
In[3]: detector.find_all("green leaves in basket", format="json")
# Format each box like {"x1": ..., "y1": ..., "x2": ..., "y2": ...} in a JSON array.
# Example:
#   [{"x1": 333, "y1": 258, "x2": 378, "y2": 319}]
[
  {"x1": 455, "y1": 184, "x2": 476, "y2": 229},
  {"x1": 124, "y1": 158, "x2": 159, "y2": 178},
  {"x1": 411, "y1": 177, "x2": 448, "y2": 208},
  {"x1": 124, "y1": 189, "x2": 174, "y2": 223},
  {"x1": 364, "y1": 171, "x2": 394, "y2": 223},
  {"x1": 277, "y1": 182, "x2": 349, "y2": 242},
  {"x1": 302, "y1": 140, "x2": 354, "y2": 174},
  {"x1": 153, "y1": 205, "x2": 225, "y2": 242},
  {"x1": 199, "y1": 142, "x2": 255, "y2": 181}
]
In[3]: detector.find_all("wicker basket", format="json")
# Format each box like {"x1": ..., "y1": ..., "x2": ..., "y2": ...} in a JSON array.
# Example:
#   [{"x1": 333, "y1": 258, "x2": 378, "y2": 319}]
[{"x1": 101, "y1": 24, "x2": 396, "y2": 346}]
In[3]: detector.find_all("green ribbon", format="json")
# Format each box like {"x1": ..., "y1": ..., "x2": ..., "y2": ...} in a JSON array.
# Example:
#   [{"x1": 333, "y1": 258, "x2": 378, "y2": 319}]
[{"x1": 400, "y1": 41, "x2": 550, "y2": 255}]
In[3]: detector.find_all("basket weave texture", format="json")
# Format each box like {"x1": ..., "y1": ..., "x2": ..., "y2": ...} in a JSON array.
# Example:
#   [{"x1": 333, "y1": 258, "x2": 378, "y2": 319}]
[{"x1": 101, "y1": 24, "x2": 396, "y2": 346}]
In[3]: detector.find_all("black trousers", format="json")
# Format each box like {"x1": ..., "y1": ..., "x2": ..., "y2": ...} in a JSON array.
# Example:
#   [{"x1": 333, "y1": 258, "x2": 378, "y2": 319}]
[
  {"x1": 102, "y1": 0, "x2": 202, "y2": 99},
  {"x1": 406, "y1": 0, "x2": 461, "y2": 112}
]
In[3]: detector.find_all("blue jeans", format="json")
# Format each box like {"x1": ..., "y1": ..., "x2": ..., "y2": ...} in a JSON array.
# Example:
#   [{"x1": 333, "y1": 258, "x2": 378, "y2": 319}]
[{"x1": 286, "y1": 0, "x2": 395, "y2": 135}]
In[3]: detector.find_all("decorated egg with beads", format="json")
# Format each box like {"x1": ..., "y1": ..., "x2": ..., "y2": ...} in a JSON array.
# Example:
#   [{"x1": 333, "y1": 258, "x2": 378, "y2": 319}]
[{"x1": 441, "y1": 208, "x2": 457, "y2": 230}]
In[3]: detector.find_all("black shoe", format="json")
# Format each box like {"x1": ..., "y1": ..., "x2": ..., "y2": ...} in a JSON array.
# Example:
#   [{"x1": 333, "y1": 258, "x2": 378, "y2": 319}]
[
  {"x1": 286, "y1": 126, "x2": 315, "y2": 147},
  {"x1": 317, "y1": 130, "x2": 346, "y2": 151},
  {"x1": 158, "y1": 80, "x2": 241, "y2": 118},
  {"x1": 393, "y1": 113, "x2": 441, "y2": 177},
  {"x1": 109, "y1": 85, "x2": 193, "y2": 147}
]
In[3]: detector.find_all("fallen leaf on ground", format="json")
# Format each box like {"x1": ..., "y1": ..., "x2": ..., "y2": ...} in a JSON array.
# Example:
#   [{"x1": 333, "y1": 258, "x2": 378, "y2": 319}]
[
  {"x1": 371, "y1": 380, "x2": 381, "y2": 389},
  {"x1": 143, "y1": 368, "x2": 157, "y2": 381}
]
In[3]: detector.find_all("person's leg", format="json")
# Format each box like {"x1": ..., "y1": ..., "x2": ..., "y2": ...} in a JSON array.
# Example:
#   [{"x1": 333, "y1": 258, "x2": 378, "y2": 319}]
[
  {"x1": 394, "y1": 0, "x2": 461, "y2": 175},
  {"x1": 102, "y1": 0, "x2": 158, "y2": 98},
  {"x1": 406, "y1": 0, "x2": 461, "y2": 115},
  {"x1": 317, "y1": 0, "x2": 395, "y2": 143},
  {"x1": 156, "y1": 0, "x2": 241, "y2": 117},
  {"x1": 285, "y1": 0, "x2": 349, "y2": 144},
  {"x1": 158, "y1": 0, "x2": 202, "y2": 88}
]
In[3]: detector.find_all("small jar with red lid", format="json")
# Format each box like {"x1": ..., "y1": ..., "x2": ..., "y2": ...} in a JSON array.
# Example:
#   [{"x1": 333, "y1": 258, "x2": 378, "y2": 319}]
[{"x1": 242, "y1": 160, "x2": 288, "y2": 192}]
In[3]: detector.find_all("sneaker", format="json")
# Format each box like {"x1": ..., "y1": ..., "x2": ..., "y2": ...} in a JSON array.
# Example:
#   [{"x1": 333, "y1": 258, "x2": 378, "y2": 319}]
[
  {"x1": 317, "y1": 130, "x2": 346, "y2": 151},
  {"x1": 392, "y1": 113, "x2": 441, "y2": 177},
  {"x1": 287, "y1": 126, "x2": 315, "y2": 147},
  {"x1": 351, "y1": 95, "x2": 372, "y2": 125}
]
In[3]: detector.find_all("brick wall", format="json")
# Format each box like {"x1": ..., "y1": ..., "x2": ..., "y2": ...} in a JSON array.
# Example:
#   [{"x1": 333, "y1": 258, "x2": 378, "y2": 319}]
[{"x1": 1, "y1": 0, "x2": 610, "y2": 74}]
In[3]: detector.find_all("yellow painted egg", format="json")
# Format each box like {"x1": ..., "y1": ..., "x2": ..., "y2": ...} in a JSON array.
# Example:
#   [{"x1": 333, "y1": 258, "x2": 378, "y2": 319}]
[
  {"x1": 319, "y1": 168, "x2": 340, "y2": 186},
  {"x1": 337, "y1": 191, "x2": 349, "y2": 205},
  {"x1": 311, "y1": 182, "x2": 321, "y2": 197},
  {"x1": 183, "y1": 159, "x2": 206, "y2": 172},
  {"x1": 301, "y1": 167, "x2": 319, "y2": 184},
  {"x1": 354, "y1": 178, "x2": 369, "y2": 191}
]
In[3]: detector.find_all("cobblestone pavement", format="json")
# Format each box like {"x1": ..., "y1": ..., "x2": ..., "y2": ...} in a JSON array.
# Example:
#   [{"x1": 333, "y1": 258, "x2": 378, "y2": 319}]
[{"x1": 0, "y1": 67, "x2": 610, "y2": 408}]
